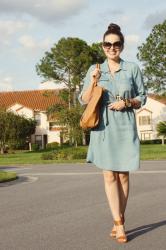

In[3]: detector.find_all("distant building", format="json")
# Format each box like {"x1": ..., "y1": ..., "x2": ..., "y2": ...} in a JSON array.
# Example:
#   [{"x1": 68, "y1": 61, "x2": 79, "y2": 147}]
[
  {"x1": 136, "y1": 94, "x2": 166, "y2": 140},
  {"x1": 0, "y1": 89, "x2": 65, "y2": 148}
]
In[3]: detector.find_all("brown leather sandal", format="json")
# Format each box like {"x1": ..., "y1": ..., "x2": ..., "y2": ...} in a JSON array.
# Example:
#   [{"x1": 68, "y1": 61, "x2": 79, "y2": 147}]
[
  {"x1": 110, "y1": 227, "x2": 116, "y2": 238},
  {"x1": 110, "y1": 215, "x2": 125, "y2": 239},
  {"x1": 114, "y1": 219, "x2": 127, "y2": 243}
]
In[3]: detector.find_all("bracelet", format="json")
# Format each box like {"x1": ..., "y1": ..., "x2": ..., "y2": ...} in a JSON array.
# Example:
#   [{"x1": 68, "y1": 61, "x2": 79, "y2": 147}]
[
  {"x1": 120, "y1": 97, "x2": 131, "y2": 108},
  {"x1": 120, "y1": 97, "x2": 141, "y2": 109}
]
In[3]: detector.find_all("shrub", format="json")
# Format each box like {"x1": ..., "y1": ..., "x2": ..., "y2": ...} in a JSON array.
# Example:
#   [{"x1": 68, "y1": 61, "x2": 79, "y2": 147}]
[
  {"x1": 41, "y1": 146, "x2": 87, "y2": 161},
  {"x1": 41, "y1": 152, "x2": 55, "y2": 160},
  {"x1": 140, "y1": 139, "x2": 166, "y2": 144},
  {"x1": 70, "y1": 150, "x2": 87, "y2": 159},
  {"x1": 46, "y1": 142, "x2": 60, "y2": 150},
  {"x1": 31, "y1": 143, "x2": 40, "y2": 151},
  {"x1": 55, "y1": 150, "x2": 70, "y2": 160},
  {"x1": 13, "y1": 141, "x2": 29, "y2": 150},
  {"x1": 55, "y1": 147, "x2": 87, "y2": 160}
]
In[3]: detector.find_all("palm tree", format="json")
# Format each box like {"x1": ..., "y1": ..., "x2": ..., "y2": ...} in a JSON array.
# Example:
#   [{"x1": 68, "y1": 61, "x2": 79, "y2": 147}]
[{"x1": 156, "y1": 121, "x2": 166, "y2": 145}]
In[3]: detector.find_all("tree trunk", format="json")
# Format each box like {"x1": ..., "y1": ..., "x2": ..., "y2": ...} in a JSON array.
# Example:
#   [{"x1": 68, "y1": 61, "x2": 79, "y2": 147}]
[
  {"x1": 161, "y1": 136, "x2": 165, "y2": 145},
  {"x1": 68, "y1": 87, "x2": 71, "y2": 110},
  {"x1": 73, "y1": 89, "x2": 77, "y2": 107},
  {"x1": 82, "y1": 131, "x2": 86, "y2": 145},
  {"x1": 0, "y1": 147, "x2": 4, "y2": 154},
  {"x1": 75, "y1": 140, "x2": 78, "y2": 148}
]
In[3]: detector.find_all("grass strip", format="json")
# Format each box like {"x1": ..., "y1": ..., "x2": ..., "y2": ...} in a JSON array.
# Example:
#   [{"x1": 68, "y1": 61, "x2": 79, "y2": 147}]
[{"x1": 0, "y1": 170, "x2": 17, "y2": 183}]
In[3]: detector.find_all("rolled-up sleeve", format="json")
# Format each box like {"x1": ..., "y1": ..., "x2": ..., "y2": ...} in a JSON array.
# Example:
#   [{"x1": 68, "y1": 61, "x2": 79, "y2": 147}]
[
  {"x1": 78, "y1": 65, "x2": 95, "y2": 105},
  {"x1": 132, "y1": 63, "x2": 147, "y2": 106}
]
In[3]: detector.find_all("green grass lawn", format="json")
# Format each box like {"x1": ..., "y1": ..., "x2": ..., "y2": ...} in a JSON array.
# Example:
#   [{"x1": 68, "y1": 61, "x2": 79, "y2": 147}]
[
  {"x1": 0, "y1": 170, "x2": 17, "y2": 182},
  {"x1": 140, "y1": 144, "x2": 166, "y2": 160},
  {"x1": 0, "y1": 145, "x2": 165, "y2": 165}
]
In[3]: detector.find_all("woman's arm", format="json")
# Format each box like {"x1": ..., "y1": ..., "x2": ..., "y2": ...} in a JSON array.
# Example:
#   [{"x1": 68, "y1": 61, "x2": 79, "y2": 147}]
[
  {"x1": 78, "y1": 65, "x2": 101, "y2": 105},
  {"x1": 81, "y1": 81, "x2": 96, "y2": 104},
  {"x1": 131, "y1": 63, "x2": 147, "y2": 108}
]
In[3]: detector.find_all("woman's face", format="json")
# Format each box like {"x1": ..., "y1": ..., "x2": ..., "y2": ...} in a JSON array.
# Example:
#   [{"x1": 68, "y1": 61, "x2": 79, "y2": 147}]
[{"x1": 102, "y1": 34, "x2": 123, "y2": 61}]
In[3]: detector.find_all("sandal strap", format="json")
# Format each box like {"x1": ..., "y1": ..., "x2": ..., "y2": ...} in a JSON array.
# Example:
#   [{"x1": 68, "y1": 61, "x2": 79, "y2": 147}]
[
  {"x1": 114, "y1": 219, "x2": 123, "y2": 226},
  {"x1": 117, "y1": 235, "x2": 127, "y2": 240},
  {"x1": 121, "y1": 215, "x2": 125, "y2": 224}
]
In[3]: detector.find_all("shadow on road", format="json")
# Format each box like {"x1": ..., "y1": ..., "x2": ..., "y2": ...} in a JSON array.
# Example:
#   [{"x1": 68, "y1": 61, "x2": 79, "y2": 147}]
[{"x1": 126, "y1": 220, "x2": 166, "y2": 241}]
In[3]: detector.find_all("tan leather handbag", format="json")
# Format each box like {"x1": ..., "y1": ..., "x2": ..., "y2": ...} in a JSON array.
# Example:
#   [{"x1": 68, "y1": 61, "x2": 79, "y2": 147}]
[{"x1": 80, "y1": 64, "x2": 103, "y2": 129}]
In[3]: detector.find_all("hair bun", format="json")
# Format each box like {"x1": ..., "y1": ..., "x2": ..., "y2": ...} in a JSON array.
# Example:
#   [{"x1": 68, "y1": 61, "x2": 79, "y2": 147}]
[{"x1": 108, "y1": 23, "x2": 121, "y2": 32}]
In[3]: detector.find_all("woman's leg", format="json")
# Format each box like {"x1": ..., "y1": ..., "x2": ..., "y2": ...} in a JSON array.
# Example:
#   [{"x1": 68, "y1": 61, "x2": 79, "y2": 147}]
[
  {"x1": 103, "y1": 170, "x2": 121, "y2": 221},
  {"x1": 103, "y1": 170, "x2": 127, "y2": 241},
  {"x1": 117, "y1": 172, "x2": 129, "y2": 218}
]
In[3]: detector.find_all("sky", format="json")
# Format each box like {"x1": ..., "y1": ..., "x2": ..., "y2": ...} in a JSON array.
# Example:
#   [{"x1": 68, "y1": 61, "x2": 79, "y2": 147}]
[{"x1": 0, "y1": 0, "x2": 165, "y2": 91}]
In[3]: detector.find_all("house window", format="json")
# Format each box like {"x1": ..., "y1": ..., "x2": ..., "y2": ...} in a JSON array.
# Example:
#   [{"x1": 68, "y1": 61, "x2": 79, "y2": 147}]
[
  {"x1": 34, "y1": 112, "x2": 41, "y2": 126},
  {"x1": 49, "y1": 122, "x2": 57, "y2": 131},
  {"x1": 139, "y1": 116, "x2": 151, "y2": 126},
  {"x1": 141, "y1": 133, "x2": 151, "y2": 140},
  {"x1": 35, "y1": 135, "x2": 42, "y2": 148}
]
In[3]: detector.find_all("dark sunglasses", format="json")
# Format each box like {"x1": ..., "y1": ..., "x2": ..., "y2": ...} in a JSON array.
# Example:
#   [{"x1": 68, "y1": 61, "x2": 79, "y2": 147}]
[{"x1": 102, "y1": 41, "x2": 122, "y2": 49}]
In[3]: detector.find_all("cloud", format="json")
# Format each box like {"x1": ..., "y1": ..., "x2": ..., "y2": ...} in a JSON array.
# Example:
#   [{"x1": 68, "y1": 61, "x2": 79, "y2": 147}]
[
  {"x1": 125, "y1": 35, "x2": 140, "y2": 44},
  {"x1": 92, "y1": 9, "x2": 131, "y2": 31},
  {"x1": 122, "y1": 34, "x2": 141, "y2": 62},
  {"x1": 39, "y1": 81, "x2": 66, "y2": 90},
  {"x1": 100, "y1": 9, "x2": 124, "y2": 18},
  {"x1": 0, "y1": 76, "x2": 14, "y2": 91},
  {"x1": 0, "y1": 0, "x2": 87, "y2": 23},
  {"x1": 0, "y1": 20, "x2": 30, "y2": 46},
  {"x1": 144, "y1": 9, "x2": 166, "y2": 29},
  {"x1": 14, "y1": 35, "x2": 53, "y2": 62},
  {"x1": 18, "y1": 35, "x2": 53, "y2": 51}
]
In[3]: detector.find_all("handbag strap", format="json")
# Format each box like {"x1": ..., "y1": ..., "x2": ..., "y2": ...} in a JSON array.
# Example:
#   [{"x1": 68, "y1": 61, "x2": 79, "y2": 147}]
[{"x1": 93, "y1": 64, "x2": 101, "y2": 87}]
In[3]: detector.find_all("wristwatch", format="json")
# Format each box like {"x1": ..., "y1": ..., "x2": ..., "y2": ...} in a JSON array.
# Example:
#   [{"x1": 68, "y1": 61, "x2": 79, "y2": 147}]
[
  {"x1": 120, "y1": 97, "x2": 132, "y2": 108},
  {"x1": 125, "y1": 99, "x2": 132, "y2": 108}
]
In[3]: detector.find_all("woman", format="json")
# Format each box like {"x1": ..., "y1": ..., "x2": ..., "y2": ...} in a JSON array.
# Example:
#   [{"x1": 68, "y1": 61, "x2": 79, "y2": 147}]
[{"x1": 78, "y1": 23, "x2": 146, "y2": 243}]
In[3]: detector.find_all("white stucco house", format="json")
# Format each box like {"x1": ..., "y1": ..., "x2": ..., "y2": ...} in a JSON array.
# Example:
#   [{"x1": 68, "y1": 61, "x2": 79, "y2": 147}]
[
  {"x1": 0, "y1": 89, "x2": 65, "y2": 148},
  {"x1": 135, "y1": 94, "x2": 166, "y2": 140}
]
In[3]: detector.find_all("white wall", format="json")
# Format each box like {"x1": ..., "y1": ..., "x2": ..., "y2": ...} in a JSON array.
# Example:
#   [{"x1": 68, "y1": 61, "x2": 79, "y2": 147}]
[
  {"x1": 136, "y1": 97, "x2": 166, "y2": 140},
  {"x1": 35, "y1": 112, "x2": 61, "y2": 144},
  {"x1": 8, "y1": 104, "x2": 62, "y2": 147},
  {"x1": 8, "y1": 103, "x2": 33, "y2": 118}
]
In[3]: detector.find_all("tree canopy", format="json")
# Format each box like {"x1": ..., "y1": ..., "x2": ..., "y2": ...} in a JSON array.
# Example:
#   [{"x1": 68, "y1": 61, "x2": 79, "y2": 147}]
[
  {"x1": 36, "y1": 37, "x2": 105, "y2": 93},
  {"x1": 36, "y1": 37, "x2": 105, "y2": 146},
  {"x1": 0, "y1": 108, "x2": 36, "y2": 153},
  {"x1": 157, "y1": 121, "x2": 166, "y2": 137},
  {"x1": 137, "y1": 20, "x2": 166, "y2": 93}
]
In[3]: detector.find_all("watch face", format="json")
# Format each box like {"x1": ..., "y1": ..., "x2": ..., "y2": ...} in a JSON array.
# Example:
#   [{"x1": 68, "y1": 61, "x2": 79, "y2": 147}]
[
  {"x1": 126, "y1": 100, "x2": 131, "y2": 107},
  {"x1": 127, "y1": 101, "x2": 132, "y2": 107}
]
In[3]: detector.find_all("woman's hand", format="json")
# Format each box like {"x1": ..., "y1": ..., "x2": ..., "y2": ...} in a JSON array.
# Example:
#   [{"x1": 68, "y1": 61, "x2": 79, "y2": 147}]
[
  {"x1": 90, "y1": 67, "x2": 101, "y2": 83},
  {"x1": 108, "y1": 100, "x2": 126, "y2": 111}
]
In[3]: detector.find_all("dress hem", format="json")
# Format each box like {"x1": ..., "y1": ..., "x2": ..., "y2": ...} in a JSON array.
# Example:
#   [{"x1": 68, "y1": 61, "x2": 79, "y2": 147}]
[{"x1": 86, "y1": 160, "x2": 140, "y2": 172}]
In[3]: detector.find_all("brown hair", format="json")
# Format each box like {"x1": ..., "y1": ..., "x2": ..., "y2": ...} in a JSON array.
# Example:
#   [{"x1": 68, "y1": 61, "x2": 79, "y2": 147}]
[{"x1": 103, "y1": 23, "x2": 124, "y2": 47}]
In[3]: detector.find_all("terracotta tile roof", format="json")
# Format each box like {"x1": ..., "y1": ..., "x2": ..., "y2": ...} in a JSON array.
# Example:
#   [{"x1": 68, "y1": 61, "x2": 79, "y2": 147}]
[
  {"x1": 0, "y1": 89, "x2": 65, "y2": 111},
  {"x1": 148, "y1": 94, "x2": 166, "y2": 105}
]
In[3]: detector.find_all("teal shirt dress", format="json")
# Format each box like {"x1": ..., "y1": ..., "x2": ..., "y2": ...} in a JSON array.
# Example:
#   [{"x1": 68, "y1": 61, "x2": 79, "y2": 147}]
[{"x1": 78, "y1": 59, "x2": 147, "y2": 172}]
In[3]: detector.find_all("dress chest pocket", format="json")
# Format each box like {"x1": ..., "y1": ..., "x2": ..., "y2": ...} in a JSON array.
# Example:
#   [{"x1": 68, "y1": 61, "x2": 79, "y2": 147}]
[
  {"x1": 118, "y1": 75, "x2": 134, "y2": 98},
  {"x1": 99, "y1": 75, "x2": 110, "y2": 88},
  {"x1": 119, "y1": 75, "x2": 133, "y2": 91},
  {"x1": 99, "y1": 75, "x2": 110, "y2": 82}
]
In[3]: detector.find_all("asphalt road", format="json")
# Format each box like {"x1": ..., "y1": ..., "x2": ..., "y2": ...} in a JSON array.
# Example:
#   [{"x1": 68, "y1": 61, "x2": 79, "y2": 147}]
[{"x1": 0, "y1": 161, "x2": 166, "y2": 250}]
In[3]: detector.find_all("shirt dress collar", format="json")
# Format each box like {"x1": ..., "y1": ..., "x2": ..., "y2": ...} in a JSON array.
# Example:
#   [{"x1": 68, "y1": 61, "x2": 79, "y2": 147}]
[{"x1": 101, "y1": 58, "x2": 127, "y2": 73}]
